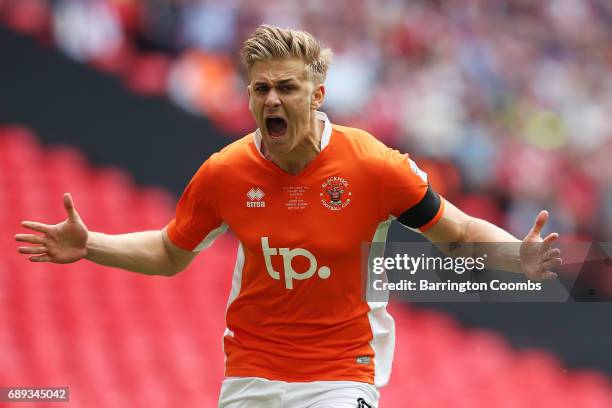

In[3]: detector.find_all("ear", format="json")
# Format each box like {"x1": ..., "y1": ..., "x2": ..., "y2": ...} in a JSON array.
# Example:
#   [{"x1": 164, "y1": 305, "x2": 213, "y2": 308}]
[
  {"x1": 247, "y1": 84, "x2": 253, "y2": 112},
  {"x1": 311, "y1": 84, "x2": 325, "y2": 110}
]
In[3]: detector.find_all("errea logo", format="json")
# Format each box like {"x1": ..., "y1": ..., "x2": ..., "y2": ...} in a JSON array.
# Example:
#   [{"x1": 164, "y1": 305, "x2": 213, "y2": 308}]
[{"x1": 247, "y1": 187, "x2": 266, "y2": 208}]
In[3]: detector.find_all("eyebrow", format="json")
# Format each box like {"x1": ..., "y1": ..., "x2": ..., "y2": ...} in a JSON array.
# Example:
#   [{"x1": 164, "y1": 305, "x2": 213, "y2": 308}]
[{"x1": 253, "y1": 79, "x2": 298, "y2": 86}]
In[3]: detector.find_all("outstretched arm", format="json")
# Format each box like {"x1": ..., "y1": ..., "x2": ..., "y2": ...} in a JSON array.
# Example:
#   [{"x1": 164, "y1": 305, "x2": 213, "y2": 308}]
[
  {"x1": 421, "y1": 199, "x2": 562, "y2": 281},
  {"x1": 15, "y1": 193, "x2": 196, "y2": 276}
]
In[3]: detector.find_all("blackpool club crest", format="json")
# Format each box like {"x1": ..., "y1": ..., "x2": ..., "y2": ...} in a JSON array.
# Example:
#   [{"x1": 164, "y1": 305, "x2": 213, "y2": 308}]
[{"x1": 320, "y1": 176, "x2": 352, "y2": 211}]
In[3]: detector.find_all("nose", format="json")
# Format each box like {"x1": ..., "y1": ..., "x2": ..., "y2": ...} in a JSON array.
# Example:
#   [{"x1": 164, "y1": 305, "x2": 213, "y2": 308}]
[{"x1": 264, "y1": 89, "x2": 281, "y2": 108}]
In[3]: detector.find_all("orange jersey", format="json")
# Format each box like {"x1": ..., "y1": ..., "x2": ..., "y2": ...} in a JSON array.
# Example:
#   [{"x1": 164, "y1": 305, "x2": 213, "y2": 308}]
[{"x1": 167, "y1": 112, "x2": 443, "y2": 386}]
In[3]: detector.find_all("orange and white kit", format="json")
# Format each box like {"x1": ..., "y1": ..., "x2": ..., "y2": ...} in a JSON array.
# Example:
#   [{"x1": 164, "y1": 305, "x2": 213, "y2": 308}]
[{"x1": 166, "y1": 112, "x2": 444, "y2": 387}]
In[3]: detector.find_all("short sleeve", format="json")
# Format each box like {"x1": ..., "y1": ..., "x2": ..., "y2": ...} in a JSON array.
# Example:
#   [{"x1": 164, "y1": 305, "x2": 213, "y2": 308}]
[
  {"x1": 381, "y1": 148, "x2": 444, "y2": 231},
  {"x1": 166, "y1": 158, "x2": 227, "y2": 252}
]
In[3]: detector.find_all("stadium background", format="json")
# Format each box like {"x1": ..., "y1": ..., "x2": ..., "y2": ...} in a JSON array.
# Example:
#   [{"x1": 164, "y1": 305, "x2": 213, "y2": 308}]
[{"x1": 0, "y1": 0, "x2": 611, "y2": 406}]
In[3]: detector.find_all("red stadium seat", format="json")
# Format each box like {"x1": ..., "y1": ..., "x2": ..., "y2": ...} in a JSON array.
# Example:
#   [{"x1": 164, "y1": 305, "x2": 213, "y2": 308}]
[
  {"x1": 122, "y1": 53, "x2": 171, "y2": 96},
  {"x1": 2, "y1": 0, "x2": 49, "y2": 36}
]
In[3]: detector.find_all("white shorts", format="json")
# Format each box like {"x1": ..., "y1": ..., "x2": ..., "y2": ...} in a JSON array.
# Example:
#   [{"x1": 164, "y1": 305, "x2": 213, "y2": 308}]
[{"x1": 218, "y1": 377, "x2": 379, "y2": 408}]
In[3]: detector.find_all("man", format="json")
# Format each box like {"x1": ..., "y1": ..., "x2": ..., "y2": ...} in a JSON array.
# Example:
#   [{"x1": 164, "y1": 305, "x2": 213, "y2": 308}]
[{"x1": 15, "y1": 25, "x2": 562, "y2": 407}]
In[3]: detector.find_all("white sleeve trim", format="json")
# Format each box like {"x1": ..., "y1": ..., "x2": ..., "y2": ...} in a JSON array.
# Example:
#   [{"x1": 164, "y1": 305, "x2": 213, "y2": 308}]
[{"x1": 193, "y1": 222, "x2": 228, "y2": 252}]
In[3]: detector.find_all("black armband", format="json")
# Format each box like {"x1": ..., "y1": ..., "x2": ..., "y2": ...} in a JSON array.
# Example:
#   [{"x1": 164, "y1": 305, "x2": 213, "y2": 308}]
[{"x1": 397, "y1": 186, "x2": 441, "y2": 229}]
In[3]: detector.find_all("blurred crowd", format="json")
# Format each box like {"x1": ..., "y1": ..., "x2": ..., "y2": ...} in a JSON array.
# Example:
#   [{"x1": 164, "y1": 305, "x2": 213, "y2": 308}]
[{"x1": 1, "y1": 0, "x2": 611, "y2": 241}]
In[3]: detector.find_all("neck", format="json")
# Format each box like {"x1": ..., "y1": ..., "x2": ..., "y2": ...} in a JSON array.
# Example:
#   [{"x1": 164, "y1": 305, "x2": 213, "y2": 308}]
[{"x1": 262, "y1": 113, "x2": 324, "y2": 175}]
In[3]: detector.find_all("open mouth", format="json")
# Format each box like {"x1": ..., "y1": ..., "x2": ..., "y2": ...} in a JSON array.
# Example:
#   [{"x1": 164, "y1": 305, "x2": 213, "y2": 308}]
[{"x1": 265, "y1": 117, "x2": 288, "y2": 138}]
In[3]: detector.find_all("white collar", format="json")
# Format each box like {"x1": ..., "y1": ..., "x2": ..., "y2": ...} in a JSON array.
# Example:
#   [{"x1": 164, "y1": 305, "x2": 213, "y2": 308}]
[{"x1": 253, "y1": 111, "x2": 332, "y2": 158}]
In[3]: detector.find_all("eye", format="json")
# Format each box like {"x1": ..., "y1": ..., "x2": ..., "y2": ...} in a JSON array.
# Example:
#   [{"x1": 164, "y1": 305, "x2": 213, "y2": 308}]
[
  {"x1": 255, "y1": 85, "x2": 269, "y2": 93},
  {"x1": 280, "y1": 85, "x2": 295, "y2": 92}
]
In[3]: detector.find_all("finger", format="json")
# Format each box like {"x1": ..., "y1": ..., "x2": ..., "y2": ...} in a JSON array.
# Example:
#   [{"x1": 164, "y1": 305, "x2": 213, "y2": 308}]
[
  {"x1": 21, "y1": 221, "x2": 51, "y2": 234},
  {"x1": 540, "y1": 271, "x2": 558, "y2": 280},
  {"x1": 542, "y1": 257, "x2": 563, "y2": 270},
  {"x1": 540, "y1": 233, "x2": 559, "y2": 253},
  {"x1": 63, "y1": 193, "x2": 81, "y2": 222},
  {"x1": 543, "y1": 232, "x2": 559, "y2": 245},
  {"x1": 29, "y1": 255, "x2": 52, "y2": 263},
  {"x1": 542, "y1": 248, "x2": 561, "y2": 261},
  {"x1": 529, "y1": 210, "x2": 549, "y2": 236},
  {"x1": 15, "y1": 234, "x2": 47, "y2": 244},
  {"x1": 18, "y1": 246, "x2": 48, "y2": 255}
]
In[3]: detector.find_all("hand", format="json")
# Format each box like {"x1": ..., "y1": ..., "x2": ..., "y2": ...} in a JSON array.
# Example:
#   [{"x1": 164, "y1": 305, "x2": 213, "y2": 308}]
[
  {"x1": 519, "y1": 210, "x2": 562, "y2": 281},
  {"x1": 15, "y1": 193, "x2": 88, "y2": 263}
]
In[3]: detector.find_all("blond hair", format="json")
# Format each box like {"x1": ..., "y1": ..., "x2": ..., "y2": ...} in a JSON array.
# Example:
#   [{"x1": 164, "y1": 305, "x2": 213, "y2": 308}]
[{"x1": 241, "y1": 24, "x2": 332, "y2": 84}]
